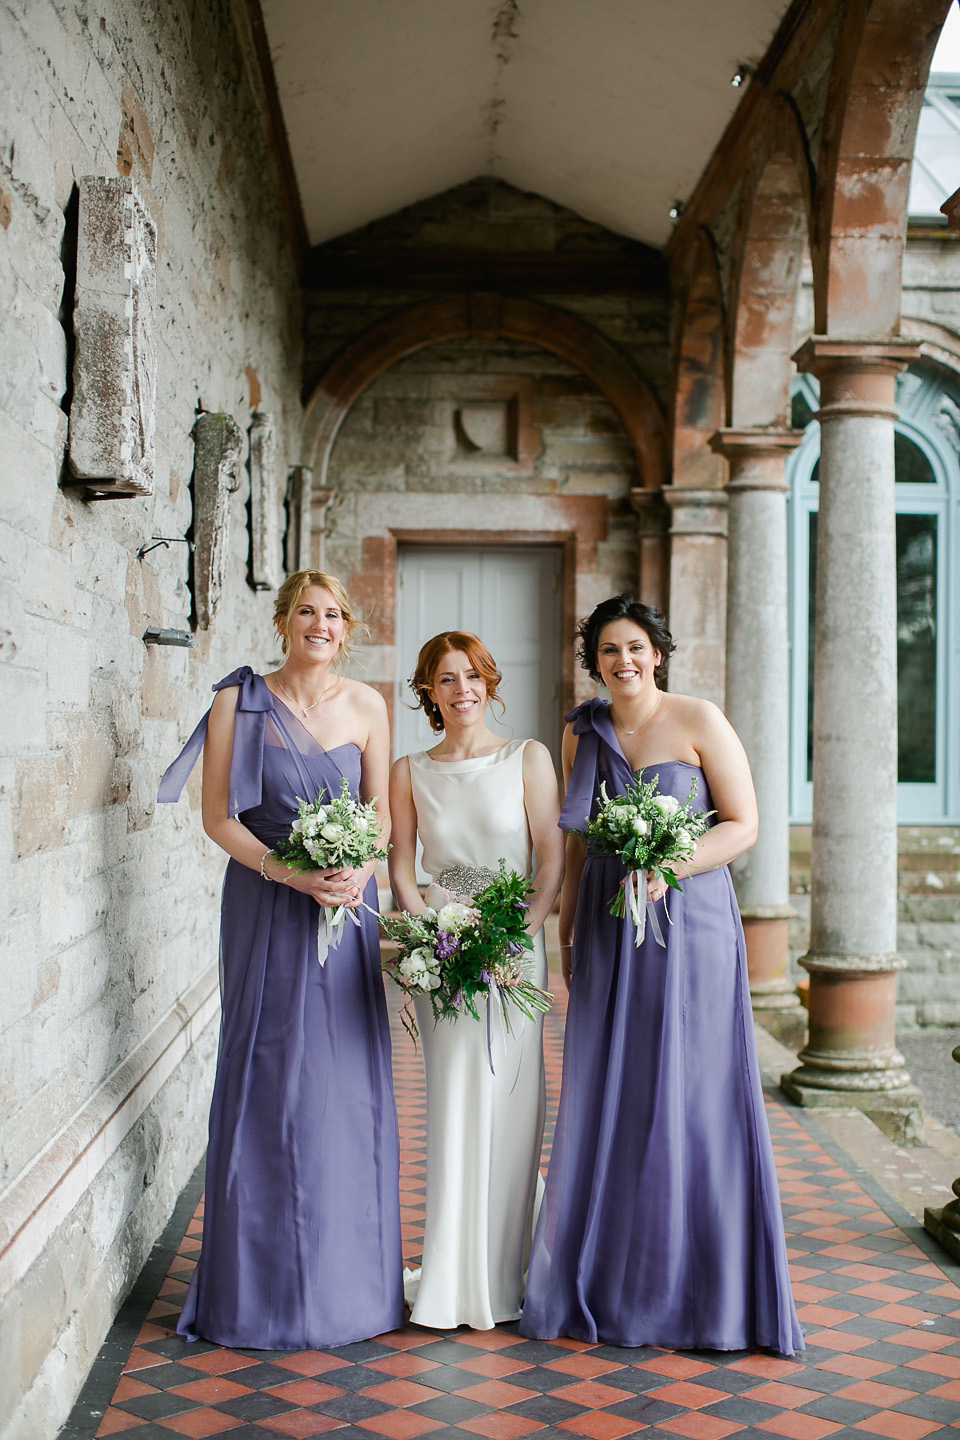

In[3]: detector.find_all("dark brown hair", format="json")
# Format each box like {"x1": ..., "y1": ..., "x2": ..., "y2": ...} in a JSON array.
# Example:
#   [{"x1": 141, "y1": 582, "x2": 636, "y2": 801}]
[
  {"x1": 576, "y1": 595, "x2": 676, "y2": 686},
  {"x1": 410, "y1": 632, "x2": 504, "y2": 734}
]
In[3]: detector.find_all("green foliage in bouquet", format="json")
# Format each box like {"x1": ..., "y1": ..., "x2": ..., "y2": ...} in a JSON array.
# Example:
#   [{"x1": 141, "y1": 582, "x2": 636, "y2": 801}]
[{"x1": 274, "y1": 775, "x2": 388, "y2": 873}]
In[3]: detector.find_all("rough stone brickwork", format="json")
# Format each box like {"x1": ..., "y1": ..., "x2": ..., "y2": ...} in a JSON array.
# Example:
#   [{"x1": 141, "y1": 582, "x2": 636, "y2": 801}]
[{"x1": 0, "y1": 1, "x2": 302, "y2": 1434}]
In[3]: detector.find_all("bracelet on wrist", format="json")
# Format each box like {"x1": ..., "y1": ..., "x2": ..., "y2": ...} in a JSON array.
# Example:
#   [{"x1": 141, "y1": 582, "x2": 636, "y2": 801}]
[{"x1": 260, "y1": 849, "x2": 274, "y2": 880}]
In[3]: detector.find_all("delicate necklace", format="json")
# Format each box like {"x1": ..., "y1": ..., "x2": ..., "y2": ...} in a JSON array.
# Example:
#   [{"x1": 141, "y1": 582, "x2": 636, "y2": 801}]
[
  {"x1": 613, "y1": 690, "x2": 663, "y2": 735},
  {"x1": 275, "y1": 671, "x2": 338, "y2": 718}
]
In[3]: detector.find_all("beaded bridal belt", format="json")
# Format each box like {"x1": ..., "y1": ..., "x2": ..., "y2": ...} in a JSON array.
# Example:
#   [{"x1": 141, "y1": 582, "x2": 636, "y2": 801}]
[{"x1": 435, "y1": 865, "x2": 499, "y2": 902}]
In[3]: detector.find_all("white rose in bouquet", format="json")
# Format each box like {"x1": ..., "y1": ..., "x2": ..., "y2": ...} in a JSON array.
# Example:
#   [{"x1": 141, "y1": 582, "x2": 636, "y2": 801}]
[
  {"x1": 631, "y1": 816, "x2": 649, "y2": 836},
  {"x1": 651, "y1": 794, "x2": 681, "y2": 818},
  {"x1": 320, "y1": 822, "x2": 345, "y2": 842},
  {"x1": 436, "y1": 902, "x2": 479, "y2": 934},
  {"x1": 675, "y1": 827, "x2": 693, "y2": 851}
]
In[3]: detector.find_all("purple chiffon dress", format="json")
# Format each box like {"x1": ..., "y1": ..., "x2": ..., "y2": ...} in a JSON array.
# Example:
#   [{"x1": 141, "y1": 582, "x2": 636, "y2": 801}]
[
  {"x1": 158, "y1": 667, "x2": 403, "y2": 1350},
  {"x1": 520, "y1": 698, "x2": 803, "y2": 1355}
]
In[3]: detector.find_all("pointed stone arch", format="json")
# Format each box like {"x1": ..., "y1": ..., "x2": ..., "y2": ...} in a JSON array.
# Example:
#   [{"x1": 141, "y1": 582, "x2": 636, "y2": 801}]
[{"x1": 301, "y1": 294, "x2": 667, "y2": 491}]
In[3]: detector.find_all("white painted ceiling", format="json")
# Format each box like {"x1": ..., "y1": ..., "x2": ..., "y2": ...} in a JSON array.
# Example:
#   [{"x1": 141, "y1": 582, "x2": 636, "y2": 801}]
[{"x1": 260, "y1": 0, "x2": 793, "y2": 249}]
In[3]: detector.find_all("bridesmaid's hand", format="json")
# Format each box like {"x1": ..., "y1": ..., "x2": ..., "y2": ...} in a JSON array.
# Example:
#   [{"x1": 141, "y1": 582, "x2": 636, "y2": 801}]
[
  {"x1": 560, "y1": 942, "x2": 573, "y2": 991},
  {"x1": 646, "y1": 873, "x2": 669, "y2": 904},
  {"x1": 279, "y1": 865, "x2": 362, "y2": 908}
]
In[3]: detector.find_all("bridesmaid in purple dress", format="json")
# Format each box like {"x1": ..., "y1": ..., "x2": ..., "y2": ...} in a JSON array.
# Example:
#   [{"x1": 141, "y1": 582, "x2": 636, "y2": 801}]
[
  {"x1": 159, "y1": 570, "x2": 403, "y2": 1350},
  {"x1": 521, "y1": 595, "x2": 803, "y2": 1355}
]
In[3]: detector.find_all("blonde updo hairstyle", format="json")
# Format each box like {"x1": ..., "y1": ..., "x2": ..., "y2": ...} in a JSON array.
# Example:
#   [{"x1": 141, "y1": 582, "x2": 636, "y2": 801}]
[
  {"x1": 410, "y1": 631, "x2": 504, "y2": 734},
  {"x1": 273, "y1": 570, "x2": 368, "y2": 668}
]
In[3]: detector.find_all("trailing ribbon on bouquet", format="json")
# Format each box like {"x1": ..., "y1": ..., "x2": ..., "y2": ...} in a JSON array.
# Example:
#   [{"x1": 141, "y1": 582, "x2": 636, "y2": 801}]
[
  {"x1": 317, "y1": 898, "x2": 382, "y2": 966},
  {"x1": 624, "y1": 868, "x2": 668, "y2": 948}
]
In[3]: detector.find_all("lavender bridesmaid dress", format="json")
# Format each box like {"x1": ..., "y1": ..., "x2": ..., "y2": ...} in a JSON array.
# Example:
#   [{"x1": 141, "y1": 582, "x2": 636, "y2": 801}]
[
  {"x1": 158, "y1": 668, "x2": 403, "y2": 1350},
  {"x1": 521, "y1": 698, "x2": 803, "y2": 1355}
]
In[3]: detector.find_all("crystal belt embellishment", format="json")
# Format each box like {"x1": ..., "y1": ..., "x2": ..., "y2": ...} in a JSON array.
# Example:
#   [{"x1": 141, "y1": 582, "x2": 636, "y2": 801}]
[{"x1": 436, "y1": 865, "x2": 499, "y2": 901}]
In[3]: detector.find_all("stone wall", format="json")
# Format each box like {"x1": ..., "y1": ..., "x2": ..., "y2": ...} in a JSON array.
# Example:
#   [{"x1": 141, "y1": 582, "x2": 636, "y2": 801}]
[{"x1": 0, "y1": 1, "x2": 302, "y2": 1434}]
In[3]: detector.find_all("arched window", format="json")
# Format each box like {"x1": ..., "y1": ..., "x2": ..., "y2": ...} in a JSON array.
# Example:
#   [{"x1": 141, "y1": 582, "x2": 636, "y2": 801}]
[{"x1": 787, "y1": 364, "x2": 960, "y2": 823}]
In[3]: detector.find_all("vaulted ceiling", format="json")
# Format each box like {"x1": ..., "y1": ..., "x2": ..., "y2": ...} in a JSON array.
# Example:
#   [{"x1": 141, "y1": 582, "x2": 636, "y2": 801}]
[{"x1": 260, "y1": 0, "x2": 794, "y2": 250}]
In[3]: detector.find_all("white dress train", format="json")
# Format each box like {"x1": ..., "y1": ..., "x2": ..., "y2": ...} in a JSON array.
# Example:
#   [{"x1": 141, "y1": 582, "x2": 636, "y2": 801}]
[{"x1": 404, "y1": 740, "x2": 547, "y2": 1330}]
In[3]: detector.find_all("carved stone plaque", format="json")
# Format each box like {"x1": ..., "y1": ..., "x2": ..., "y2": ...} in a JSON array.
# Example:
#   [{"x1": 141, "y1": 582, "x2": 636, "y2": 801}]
[
  {"x1": 192, "y1": 412, "x2": 243, "y2": 631},
  {"x1": 249, "y1": 412, "x2": 282, "y2": 590},
  {"x1": 284, "y1": 465, "x2": 313, "y2": 574},
  {"x1": 68, "y1": 176, "x2": 157, "y2": 496}
]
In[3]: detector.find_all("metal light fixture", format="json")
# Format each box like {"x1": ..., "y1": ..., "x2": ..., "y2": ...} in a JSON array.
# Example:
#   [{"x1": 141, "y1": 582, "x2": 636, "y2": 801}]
[
  {"x1": 731, "y1": 64, "x2": 752, "y2": 88},
  {"x1": 669, "y1": 200, "x2": 685, "y2": 220},
  {"x1": 143, "y1": 626, "x2": 195, "y2": 648}
]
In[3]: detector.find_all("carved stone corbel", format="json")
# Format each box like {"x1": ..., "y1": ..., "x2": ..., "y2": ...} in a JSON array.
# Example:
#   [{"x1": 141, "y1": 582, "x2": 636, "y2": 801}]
[
  {"x1": 191, "y1": 412, "x2": 243, "y2": 630},
  {"x1": 249, "y1": 412, "x2": 282, "y2": 590},
  {"x1": 284, "y1": 466, "x2": 313, "y2": 574},
  {"x1": 68, "y1": 176, "x2": 157, "y2": 496}
]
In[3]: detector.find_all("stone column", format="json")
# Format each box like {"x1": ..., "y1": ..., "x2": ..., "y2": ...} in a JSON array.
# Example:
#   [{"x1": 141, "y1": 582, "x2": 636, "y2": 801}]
[
  {"x1": 782, "y1": 337, "x2": 922, "y2": 1143},
  {"x1": 663, "y1": 488, "x2": 727, "y2": 707},
  {"x1": 629, "y1": 487, "x2": 670, "y2": 615},
  {"x1": 710, "y1": 429, "x2": 803, "y2": 1010},
  {"x1": 310, "y1": 487, "x2": 335, "y2": 570}
]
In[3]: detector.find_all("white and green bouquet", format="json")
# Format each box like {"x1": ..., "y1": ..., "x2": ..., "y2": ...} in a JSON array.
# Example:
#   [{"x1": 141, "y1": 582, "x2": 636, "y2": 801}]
[
  {"x1": 576, "y1": 774, "x2": 713, "y2": 945},
  {"x1": 380, "y1": 863, "x2": 552, "y2": 1045},
  {"x1": 274, "y1": 776, "x2": 388, "y2": 964}
]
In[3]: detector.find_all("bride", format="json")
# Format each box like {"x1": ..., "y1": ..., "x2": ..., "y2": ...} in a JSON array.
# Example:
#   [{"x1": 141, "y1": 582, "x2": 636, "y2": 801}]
[{"x1": 389, "y1": 631, "x2": 564, "y2": 1330}]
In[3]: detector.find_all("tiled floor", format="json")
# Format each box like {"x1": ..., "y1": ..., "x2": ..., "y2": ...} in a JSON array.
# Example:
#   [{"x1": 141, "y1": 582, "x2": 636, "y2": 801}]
[{"x1": 62, "y1": 979, "x2": 960, "y2": 1440}]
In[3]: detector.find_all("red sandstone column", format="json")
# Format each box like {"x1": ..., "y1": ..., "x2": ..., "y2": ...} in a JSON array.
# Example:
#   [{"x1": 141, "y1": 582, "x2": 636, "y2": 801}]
[
  {"x1": 710, "y1": 429, "x2": 803, "y2": 1011},
  {"x1": 782, "y1": 338, "x2": 922, "y2": 1143},
  {"x1": 629, "y1": 487, "x2": 670, "y2": 615}
]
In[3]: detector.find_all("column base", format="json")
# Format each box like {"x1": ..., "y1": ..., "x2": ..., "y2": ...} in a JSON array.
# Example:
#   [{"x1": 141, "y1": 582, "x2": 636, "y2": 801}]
[
  {"x1": 923, "y1": 1207, "x2": 960, "y2": 1264},
  {"x1": 780, "y1": 1073, "x2": 924, "y2": 1145},
  {"x1": 741, "y1": 910, "x2": 800, "y2": 1011}
]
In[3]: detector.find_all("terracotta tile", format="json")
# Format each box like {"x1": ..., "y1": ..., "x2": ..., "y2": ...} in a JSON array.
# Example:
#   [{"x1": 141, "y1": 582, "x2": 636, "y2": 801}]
[
  {"x1": 639, "y1": 1356, "x2": 715, "y2": 1379},
  {"x1": 654, "y1": 1415, "x2": 741, "y2": 1440},
  {"x1": 549, "y1": 1337, "x2": 595, "y2": 1352},
  {"x1": 270, "y1": 1379, "x2": 351, "y2": 1405},
  {"x1": 551, "y1": 1379, "x2": 635, "y2": 1409},
  {"x1": 927, "y1": 1378, "x2": 960, "y2": 1399},
  {"x1": 850, "y1": 1284, "x2": 919, "y2": 1302},
  {"x1": 833, "y1": 1380, "x2": 918, "y2": 1406},
  {"x1": 375, "y1": 1329, "x2": 446, "y2": 1352},
  {"x1": 458, "y1": 1415, "x2": 547, "y2": 1440},
  {"x1": 136, "y1": 1322, "x2": 172, "y2": 1344},
  {"x1": 154, "y1": 1409, "x2": 241, "y2": 1436},
  {"x1": 365, "y1": 1353, "x2": 442, "y2": 1378},
  {"x1": 741, "y1": 1382, "x2": 819, "y2": 1409},
  {"x1": 113, "y1": 1375, "x2": 157, "y2": 1402},
  {"x1": 728, "y1": 1356, "x2": 805, "y2": 1379},
  {"x1": 456, "y1": 1352, "x2": 536, "y2": 1378},
  {"x1": 169, "y1": 1377, "x2": 254, "y2": 1404},
  {"x1": 904, "y1": 1354, "x2": 960, "y2": 1377},
  {"x1": 851, "y1": 1413, "x2": 942, "y2": 1439},
  {"x1": 556, "y1": 1413, "x2": 644, "y2": 1439},
  {"x1": 754, "y1": 1413, "x2": 843, "y2": 1439},
  {"x1": 260, "y1": 1414, "x2": 348, "y2": 1438},
  {"x1": 820, "y1": 1244, "x2": 874, "y2": 1261},
  {"x1": 96, "y1": 1410, "x2": 145, "y2": 1436},
  {"x1": 450, "y1": 1329, "x2": 528, "y2": 1351},
  {"x1": 796, "y1": 1305, "x2": 858, "y2": 1327},
  {"x1": 886, "y1": 1329, "x2": 957, "y2": 1351},
  {"x1": 355, "y1": 1412, "x2": 446, "y2": 1439},
  {"x1": 802, "y1": 1329, "x2": 875, "y2": 1353},
  {"x1": 360, "y1": 1378, "x2": 446, "y2": 1407},
  {"x1": 545, "y1": 1354, "x2": 624, "y2": 1379},
  {"x1": 270, "y1": 1352, "x2": 350, "y2": 1376},
  {"x1": 644, "y1": 1381, "x2": 725, "y2": 1410},
  {"x1": 124, "y1": 1347, "x2": 171, "y2": 1374},
  {"x1": 147, "y1": 1299, "x2": 181, "y2": 1319},
  {"x1": 865, "y1": 1303, "x2": 933, "y2": 1325},
  {"x1": 457, "y1": 1378, "x2": 538, "y2": 1406},
  {"x1": 816, "y1": 1355, "x2": 892, "y2": 1379},
  {"x1": 792, "y1": 1284, "x2": 838, "y2": 1303},
  {"x1": 837, "y1": 1265, "x2": 899, "y2": 1282},
  {"x1": 178, "y1": 1351, "x2": 261, "y2": 1376},
  {"x1": 790, "y1": 1265, "x2": 829, "y2": 1281}
]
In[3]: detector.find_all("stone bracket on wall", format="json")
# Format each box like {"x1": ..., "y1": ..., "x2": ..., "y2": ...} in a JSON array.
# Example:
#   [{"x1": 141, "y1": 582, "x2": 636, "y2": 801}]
[
  {"x1": 67, "y1": 176, "x2": 157, "y2": 497},
  {"x1": 191, "y1": 412, "x2": 244, "y2": 631},
  {"x1": 249, "y1": 411, "x2": 283, "y2": 590},
  {"x1": 284, "y1": 465, "x2": 313, "y2": 573}
]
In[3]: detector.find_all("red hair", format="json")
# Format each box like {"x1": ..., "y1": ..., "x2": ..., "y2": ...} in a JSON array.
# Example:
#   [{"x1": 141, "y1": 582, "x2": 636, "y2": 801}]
[{"x1": 410, "y1": 632, "x2": 504, "y2": 734}]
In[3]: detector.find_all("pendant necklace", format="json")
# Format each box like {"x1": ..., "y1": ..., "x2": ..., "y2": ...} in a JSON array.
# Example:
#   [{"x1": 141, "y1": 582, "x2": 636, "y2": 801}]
[
  {"x1": 276, "y1": 672, "x2": 337, "y2": 718},
  {"x1": 613, "y1": 690, "x2": 663, "y2": 735}
]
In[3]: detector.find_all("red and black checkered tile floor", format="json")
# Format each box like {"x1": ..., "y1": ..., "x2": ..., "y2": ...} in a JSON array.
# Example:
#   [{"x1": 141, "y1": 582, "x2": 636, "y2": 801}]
[{"x1": 63, "y1": 978, "x2": 960, "y2": 1440}]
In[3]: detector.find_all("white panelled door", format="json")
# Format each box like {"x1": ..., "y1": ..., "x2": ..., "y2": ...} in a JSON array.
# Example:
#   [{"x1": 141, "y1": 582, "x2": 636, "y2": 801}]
[{"x1": 395, "y1": 546, "x2": 563, "y2": 765}]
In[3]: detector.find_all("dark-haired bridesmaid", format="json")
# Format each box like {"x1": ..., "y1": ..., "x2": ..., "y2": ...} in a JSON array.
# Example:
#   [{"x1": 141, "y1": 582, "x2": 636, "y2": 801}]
[{"x1": 521, "y1": 594, "x2": 803, "y2": 1355}]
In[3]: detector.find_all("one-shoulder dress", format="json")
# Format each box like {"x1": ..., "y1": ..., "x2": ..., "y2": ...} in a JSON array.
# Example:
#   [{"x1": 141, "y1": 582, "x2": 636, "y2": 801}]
[
  {"x1": 158, "y1": 667, "x2": 404, "y2": 1350},
  {"x1": 521, "y1": 698, "x2": 803, "y2": 1355},
  {"x1": 403, "y1": 740, "x2": 547, "y2": 1330}
]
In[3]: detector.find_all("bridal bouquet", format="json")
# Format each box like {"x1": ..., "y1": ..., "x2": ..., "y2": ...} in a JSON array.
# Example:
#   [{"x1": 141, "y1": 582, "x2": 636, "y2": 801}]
[
  {"x1": 577, "y1": 775, "x2": 713, "y2": 945},
  {"x1": 274, "y1": 776, "x2": 388, "y2": 964},
  {"x1": 381, "y1": 863, "x2": 552, "y2": 1043}
]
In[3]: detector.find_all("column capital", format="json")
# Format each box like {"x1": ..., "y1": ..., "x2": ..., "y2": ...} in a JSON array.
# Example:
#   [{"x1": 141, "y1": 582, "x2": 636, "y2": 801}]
[
  {"x1": 792, "y1": 336, "x2": 921, "y2": 377},
  {"x1": 710, "y1": 428, "x2": 803, "y2": 492},
  {"x1": 662, "y1": 486, "x2": 727, "y2": 537},
  {"x1": 629, "y1": 486, "x2": 669, "y2": 533}
]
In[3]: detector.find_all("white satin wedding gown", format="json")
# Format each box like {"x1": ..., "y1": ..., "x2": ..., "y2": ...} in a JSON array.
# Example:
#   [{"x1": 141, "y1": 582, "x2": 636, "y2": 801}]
[{"x1": 404, "y1": 739, "x2": 547, "y2": 1330}]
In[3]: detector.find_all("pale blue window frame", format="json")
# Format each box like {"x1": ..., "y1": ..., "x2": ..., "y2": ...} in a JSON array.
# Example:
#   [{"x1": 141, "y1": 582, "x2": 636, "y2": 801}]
[{"x1": 787, "y1": 367, "x2": 960, "y2": 824}]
